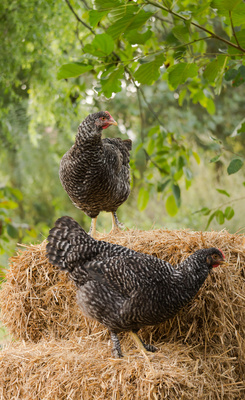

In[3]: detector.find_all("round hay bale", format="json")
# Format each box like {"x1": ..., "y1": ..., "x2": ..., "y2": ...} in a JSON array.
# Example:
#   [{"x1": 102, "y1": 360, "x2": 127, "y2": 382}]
[{"x1": 0, "y1": 338, "x2": 244, "y2": 399}]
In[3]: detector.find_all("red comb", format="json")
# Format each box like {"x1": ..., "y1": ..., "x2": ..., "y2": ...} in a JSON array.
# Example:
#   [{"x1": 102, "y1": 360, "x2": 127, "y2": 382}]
[
  {"x1": 219, "y1": 248, "x2": 225, "y2": 259},
  {"x1": 105, "y1": 111, "x2": 112, "y2": 119}
]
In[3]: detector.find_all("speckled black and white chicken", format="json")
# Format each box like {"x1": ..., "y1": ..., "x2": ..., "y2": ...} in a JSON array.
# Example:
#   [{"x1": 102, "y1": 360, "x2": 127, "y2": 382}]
[
  {"x1": 59, "y1": 111, "x2": 132, "y2": 237},
  {"x1": 46, "y1": 216, "x2": 226, "y2": 358}
]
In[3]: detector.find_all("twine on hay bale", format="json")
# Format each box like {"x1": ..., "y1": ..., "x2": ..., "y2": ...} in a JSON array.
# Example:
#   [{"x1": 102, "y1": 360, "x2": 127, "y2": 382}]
[{"x1": 0, "y1": 228, "x2": 245, "y2": 399}]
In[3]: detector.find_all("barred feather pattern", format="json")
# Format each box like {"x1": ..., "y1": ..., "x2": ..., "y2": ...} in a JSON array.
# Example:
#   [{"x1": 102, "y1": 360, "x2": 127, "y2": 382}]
[
  {"x1": 46, "y1": 216, "x2": 224, "y2": 334},
  {"x1": 59, "y1": 112, "x2": 132, "y2": 218}
]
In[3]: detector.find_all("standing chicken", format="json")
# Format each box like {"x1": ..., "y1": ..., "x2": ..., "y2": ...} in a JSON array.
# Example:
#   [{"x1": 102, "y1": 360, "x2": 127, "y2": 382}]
[
  {"x1": 46, "y1": 216, "x2": 226, "y2": 358},
  {"x1": 59, "y1": 111, "x2": 132, "y2": 237}
]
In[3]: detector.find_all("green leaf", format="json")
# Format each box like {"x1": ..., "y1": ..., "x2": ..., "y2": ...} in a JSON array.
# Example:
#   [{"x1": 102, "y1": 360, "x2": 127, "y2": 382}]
[
  {"x1": 83, "y1": 34, "x2": 114, "y2": 57},
  {"x1": 230, "y1": 66, "x2": 245, "y2": 87},
  {"x1": 230, "y1": 4, "x2": 245, "y2": 26},
  {"x1": 210, "y1": 154, "x2": 221, "y2": 163},
  {"x1": 178, "y1": 89, "x2": 187, "y2": 106},
  {"x1": 228, "y1": 30, "x2": 245, "y2": 55},
  {"x1": 237, "y1": 122, "x2": 245, "y2": 134},
  {"x1": 57, "y1": 63, "x2": 94, "y2": 80},
  {"x1": 0, "y1": 200, "x2": 18, "y2": 209},
  {"x1": 215, "y1": 210, "x2": 225, "y2": 225},
  {"x1": 225, "y1": 206, "x2": 235, "y2": 220},
  {"x1": 137, "y1": 187, "x2": 149, "y2": 211},
  {"x1": 211, "y1": 0, "x2": 242, "y2": 12},
  {"x1": 134, "y1": 54, "x2": 165, "y2": 85},
  {"x1": 8, "y1": 187, "x2": 23, "y2": 201},
  {"x1": 225, "y1": 68, "x2": 238, "y2": 81},
  {"x1": 88, "y1": 10, "x2": 107, "y2": 27},
  {"x1": 227, "y1": 158, "x2": 243, "y2": 175},
  {"x1": 216, "y1": 188, "x2": 230, "y2": 197},
  {"x1": 172, "y1": 184, "x2": 181, "y2": 207},
  {"x1": 205, "y1": 212, "x2": 216, "y2": 229},
  {"x1": 165, "y1": 195, "x2": 178, "y2": 216},
  {"x1": 125, "y1": 28, "x2": 152, "y2": 44},
  {"x1": 194, "y1": 207, "x2": 211, "y2": 216},
  {"x1": 157, "y1": 179, "x2": 171, "y2": 193},
  {"x1": 168, "y1": 63, "x2": 198, "y2": 90},
  {"x1": 203, "y1": 55, "x2": 227, "y2": 83},
  {"x1": 107, "y1": 10, "x2": 153, "y2": 40},
  {"x1": 7, "y1": 224, "x2": 19, "y2": 238},
  {"x1": 183, "y1": 167, "x2": 192, "y2": 181},
  {"x1": 192, "y1": 151, "x2": 200, "y2": 164},
  {"x1": 172, "y1": 25, "x2": 190, "y2": 43},
  {"x1": 100, "y1": 66, "x2": 124, "y2": 98},
  {"x1": 94, "y1": 0, "x2": 122, "y2": 10}
]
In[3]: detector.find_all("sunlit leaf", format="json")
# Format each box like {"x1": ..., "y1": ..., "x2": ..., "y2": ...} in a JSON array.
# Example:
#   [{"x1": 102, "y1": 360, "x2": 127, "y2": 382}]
[
  {"x1": 192, "y1": 151, "x2": 200, "y2": 164},
  {"x1": 0, "y1": 200, "x2": 18, "y2": 209},
  {"x1": 203, "y1": 55, "x2": 227, "y2": 83},
  {"x1": 205, "y1": 212, "x2": 216, "y2": 229},
  {"x1": 134, "y1": 54, "x2": 165, "y2": 85},
  {"x1": 100, "y1": 66, "x2": 124, "y2": 98},
  {"x1": 94, "y1": 0, "x2": 122, "y2": 10},
  {"x1": 137, "y1": 187, "x2": 150, "y2": 211},
  {"x1": 237, "y1": 122, "x2": 245, "y2": 134},
  {"x1": 165, "y1": 195, "x2": 178, "y2": 216},
  {"x1": 57, "y1": 63, "x2": 94, "y2": 80},
  {"x1": 88, "y1": 10, "x2": 107, "y2": 27},
  {"x1": 225, "y1": 206, "x2": 235, "y2": 220},
  {"x1": 168, "y1": 63, "x2": 198, "y2": 89},
  {"x1": 211, "y1": 0, "x2": 242, "y2": 12},
  {"x1": 227, "y1": 158, "x2": 243, "y2": 175},
  {"x1": 216, "y1": 188, "x2": 230, "y2": 197},
  {"x1": 107, "y1": 10, "x2": 153, "y2": 40},
  {"x1": 8, "y1": 187, "x2": 23, "y2": 201},
  {"x1": 215, "y1": 210, "x2": 225, "y2": 225},
  {"x1": 83, "y1": 34, "x2": 114, "y2": 57},
  {"x1": 194, "y1": 207, "x2": 211, "y2": 216}
]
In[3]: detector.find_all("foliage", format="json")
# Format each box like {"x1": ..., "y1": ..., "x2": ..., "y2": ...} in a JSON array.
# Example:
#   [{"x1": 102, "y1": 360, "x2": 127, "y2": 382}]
[
  {"x1": 0, "y1": 0, "x2": 245, "y2": 274},
  {"x1": 55, "y1": 0, "x2": 245, "y2": 219}
]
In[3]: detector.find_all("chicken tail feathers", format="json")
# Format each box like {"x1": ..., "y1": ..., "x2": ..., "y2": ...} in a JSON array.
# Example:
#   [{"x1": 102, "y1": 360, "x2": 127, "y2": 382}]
[{"x1": 46, "y1": 216, "x2": 97, "y2": 273}]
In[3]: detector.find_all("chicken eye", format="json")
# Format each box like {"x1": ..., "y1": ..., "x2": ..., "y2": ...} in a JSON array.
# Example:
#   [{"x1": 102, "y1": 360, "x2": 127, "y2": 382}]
[{"x1": 101, "y1": 117, "x2": 106, "y2": 120}]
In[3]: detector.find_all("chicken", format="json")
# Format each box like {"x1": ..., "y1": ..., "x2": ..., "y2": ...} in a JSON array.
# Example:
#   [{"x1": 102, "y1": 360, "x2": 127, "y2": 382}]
[
  {"x1": 59, "y1": 111, "x2": 132, "y2": 237},
  {"x1": 46, "y1": 216, "x2": 225, "y2": 358}
]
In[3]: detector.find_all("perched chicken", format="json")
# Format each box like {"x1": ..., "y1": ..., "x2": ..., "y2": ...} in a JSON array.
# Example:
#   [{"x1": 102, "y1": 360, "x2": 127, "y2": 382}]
[
  {"x1": 59, "y1": 111, "x2": 132, "y2": 237},
  {"x1": 46, "y1": 216, "x2": 225, "y2": 358}
]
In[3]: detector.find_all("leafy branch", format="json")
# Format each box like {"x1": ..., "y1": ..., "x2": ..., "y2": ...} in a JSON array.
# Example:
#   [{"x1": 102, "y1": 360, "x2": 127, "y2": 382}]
[
  {"x1": 64, "y1": 0, "x2": 95, "y2": 34},
  {"x1": 229, "y1": 10, "x2": 245, "y2": 52},
  {"x1": 144, "y1": 0, "x2": 245, "y2": 54}
]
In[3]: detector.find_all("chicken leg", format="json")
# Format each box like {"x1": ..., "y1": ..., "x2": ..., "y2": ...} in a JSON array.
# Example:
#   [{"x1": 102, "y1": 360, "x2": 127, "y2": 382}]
[
  {"x1": 88, "y1": 217, "x2": 97, "y2": 238},
  {"x1": 110, "y1": 211, "x2": 124, "y2": 234},
  {"x1": 130, "y1": 332, "x2": 157, "y2": 353}
]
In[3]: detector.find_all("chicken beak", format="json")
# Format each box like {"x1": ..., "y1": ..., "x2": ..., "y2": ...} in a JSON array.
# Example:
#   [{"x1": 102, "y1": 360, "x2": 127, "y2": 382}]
[
  {"x1": 108, "y1": 117, "x2": 118, "y2": 126},
  {"x1": 218, "y1": 259, "x2": 228, "y2": 267}
]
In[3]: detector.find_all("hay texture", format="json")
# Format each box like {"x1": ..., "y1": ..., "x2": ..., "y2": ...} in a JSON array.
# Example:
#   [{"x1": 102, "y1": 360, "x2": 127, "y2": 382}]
[{"x1": 0, "y1": 228, "x2": 245, "y2": 399}]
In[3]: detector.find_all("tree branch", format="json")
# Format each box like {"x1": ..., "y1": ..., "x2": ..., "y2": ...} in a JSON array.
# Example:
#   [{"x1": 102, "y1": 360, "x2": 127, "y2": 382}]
[
  {"x1": 78, "y1": 0, "x2": 91, "y2": 10},
  {"x1": 64, "y1": 0, "x2": 95, "y2": 35},
  {"x1": 229, "y1": 10, "x2": 245, "y2": 52},
  {"x1": 144, "y1": 0, "x2": 245, "y2": 54}
]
